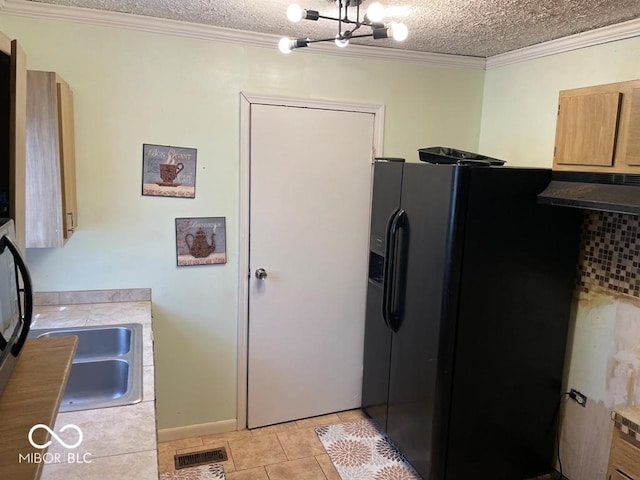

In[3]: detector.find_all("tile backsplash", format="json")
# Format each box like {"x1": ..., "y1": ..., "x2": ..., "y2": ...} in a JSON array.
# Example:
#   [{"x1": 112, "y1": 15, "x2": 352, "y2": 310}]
[
  {"x1": 33, "y1": 288, "x2": 152, "y2": 306},
  {"x1": 578, "y1": 211, "x2": 640, "y2": 298}
]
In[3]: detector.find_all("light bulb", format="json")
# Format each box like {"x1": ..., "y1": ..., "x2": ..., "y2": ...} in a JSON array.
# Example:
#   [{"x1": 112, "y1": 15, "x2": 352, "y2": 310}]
[
  {"x1": 335, "y1": 35, "x2": 349, "y2": 48},
  {"x1": 286, "y1": 3, "x2": 304, "y2": 22},
  {"x1": 389, "y1": 22, "x2": 408, "y2": 41},
  {"x1": 279, "y1": 37, "x2": 293, "y2": 54},
  {"x1": 366, "y1": 2, "x2": 385, "y2": 22}
]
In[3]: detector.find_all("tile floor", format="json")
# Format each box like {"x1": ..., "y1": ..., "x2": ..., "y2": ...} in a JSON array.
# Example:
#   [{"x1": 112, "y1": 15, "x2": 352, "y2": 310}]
[
  {"x1": 159, "y1": 410, "x2": 563, "y2": 480},
  {"x1": 158, "y1": 410, "x2": 367, "y2": 480}
]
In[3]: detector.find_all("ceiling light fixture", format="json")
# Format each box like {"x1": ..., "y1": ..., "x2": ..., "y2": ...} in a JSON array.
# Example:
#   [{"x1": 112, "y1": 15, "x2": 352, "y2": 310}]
[{"x1": 278, "y1": 0, "x2": 409, "y2": 53}]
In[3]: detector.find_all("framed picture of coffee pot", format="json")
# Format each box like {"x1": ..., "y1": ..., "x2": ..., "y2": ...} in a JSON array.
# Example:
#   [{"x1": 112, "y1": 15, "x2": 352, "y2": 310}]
[
  {"x1": 142, "y1": 144, "x2": 197, "y2": 198},
  {"x1": 175, "y1": 217, "x2": 227, "y2": 266}
]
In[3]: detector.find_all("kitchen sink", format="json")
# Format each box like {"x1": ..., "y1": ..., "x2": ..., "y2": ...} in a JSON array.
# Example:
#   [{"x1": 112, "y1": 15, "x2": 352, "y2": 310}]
[
  {"x1": 37, "y1": 326, "x2": 132, "y2": 360},
  {"x1": 29, "y1": 324, "x2": 143, "y2": 412},
  {"x1": 63, "y1": 359, "x2": 130, "y2": 410}
]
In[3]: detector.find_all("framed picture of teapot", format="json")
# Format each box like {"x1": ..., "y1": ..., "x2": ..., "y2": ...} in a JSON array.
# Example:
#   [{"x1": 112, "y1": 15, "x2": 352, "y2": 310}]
[
  {"x1": 175, "y1": 217, "x2": 227, "y2": 266},
  {"x1": 142, "y1": 144, "x2": 197, "y2": 198}
]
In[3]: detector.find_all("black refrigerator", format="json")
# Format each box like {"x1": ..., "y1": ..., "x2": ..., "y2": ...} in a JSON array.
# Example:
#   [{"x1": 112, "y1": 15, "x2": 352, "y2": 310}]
[{"x1": 362, "y1": 159, "x2": 583, "y2": 480}]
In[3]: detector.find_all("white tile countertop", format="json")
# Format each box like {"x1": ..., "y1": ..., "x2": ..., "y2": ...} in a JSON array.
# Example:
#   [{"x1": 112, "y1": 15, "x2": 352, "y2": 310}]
[{"x1": 31, "y1": 290, "x2": 158, "y2": 480}]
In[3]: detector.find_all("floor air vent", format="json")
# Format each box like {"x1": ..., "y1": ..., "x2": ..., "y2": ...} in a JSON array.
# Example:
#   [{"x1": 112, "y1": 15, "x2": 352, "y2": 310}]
[{"x1": 174, "y1": 447, "x2": 228, "y2": 469}]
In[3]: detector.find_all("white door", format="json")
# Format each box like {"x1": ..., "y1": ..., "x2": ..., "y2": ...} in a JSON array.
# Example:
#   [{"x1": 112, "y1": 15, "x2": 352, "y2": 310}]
[{"x1": 247, "y1": 103, "x2": 374, "y2": 428}]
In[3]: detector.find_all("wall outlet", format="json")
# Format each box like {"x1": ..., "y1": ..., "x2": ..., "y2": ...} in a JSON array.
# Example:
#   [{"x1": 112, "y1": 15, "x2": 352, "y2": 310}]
[{"x1": 569, "y1": 388, "x2": 587, "y2": 407}]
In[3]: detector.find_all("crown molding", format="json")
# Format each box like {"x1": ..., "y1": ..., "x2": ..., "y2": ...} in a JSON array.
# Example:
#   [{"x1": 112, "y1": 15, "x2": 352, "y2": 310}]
[
  {"x1": 297, "y1": 41, "x2": 485, "y2": 68},
  {"x1": 486, "y1": 17, "x2": 640, "y2": 69},
  {"x1": 2, "y1": 0, "x2": 638, "y2": 70},
  {"x1": 0, "y1": 0, "x2": 485, "y2": 68}
]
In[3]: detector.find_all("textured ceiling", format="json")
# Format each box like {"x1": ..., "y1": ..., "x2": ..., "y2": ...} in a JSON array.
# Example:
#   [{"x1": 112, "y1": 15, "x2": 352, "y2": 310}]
[{"x1": 30, "y1": 0, "x2": 640, "y2": 57}]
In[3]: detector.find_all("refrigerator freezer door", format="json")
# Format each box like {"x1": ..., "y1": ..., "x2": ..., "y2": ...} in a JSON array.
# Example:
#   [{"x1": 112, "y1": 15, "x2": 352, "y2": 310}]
[
  {"x1": 362, "y1": 161, "x2": 404, "y2": 430},
  {"x1": 369, "y1": 162, "x2": 404, "y2": 256},
  {"x1": 386, "y1": 164, "x2": 467, "y2": 480},
  {"x1": 361, "y1": 282, "x2": 392, "y2": 430}
]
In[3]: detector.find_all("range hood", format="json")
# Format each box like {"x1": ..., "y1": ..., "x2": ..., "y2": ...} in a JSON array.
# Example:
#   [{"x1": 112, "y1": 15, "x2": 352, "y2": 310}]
[{"x1": 538, "y1": 171, "x2": 640, "y2": 216}]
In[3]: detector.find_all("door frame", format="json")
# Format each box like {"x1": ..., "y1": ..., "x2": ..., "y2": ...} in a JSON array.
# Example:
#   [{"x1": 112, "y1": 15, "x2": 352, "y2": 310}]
[{"x1": 237, "y1": 92, "x2": 385, "y2": 429}]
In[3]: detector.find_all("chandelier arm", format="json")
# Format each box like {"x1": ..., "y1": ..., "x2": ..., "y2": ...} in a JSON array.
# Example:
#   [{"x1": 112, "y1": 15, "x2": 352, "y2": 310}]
[
  {"x1": 338, "y1": 32, "x2": 374, "y2": 40},
  {"x1": 316, "y1": 14, "x2": 357, "y2": 24},
  {"x1": 338, "y1": 0, "x2": 343, "y2": 40},
  {"x1": 306, "y1": 33, "x2": 374, "y2": 44},
  {"x1": 349, "y1": 22, "x2": 364, "y2": 34},
  {"x1": 307, "y1": 36, "x2": 345, "y2": 43}
]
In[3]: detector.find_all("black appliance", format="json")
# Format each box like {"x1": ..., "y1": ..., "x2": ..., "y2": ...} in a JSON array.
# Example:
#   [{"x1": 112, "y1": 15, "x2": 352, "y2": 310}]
[
  {"x1": 362, "y1": 157, "x2": 582, "y2": 479},
  {"x1": 538, "y1": 170, "x2": 640, "y2": 216},
  {"x1": 0, "y1": 219, "x2": 33, "y2": 397}
]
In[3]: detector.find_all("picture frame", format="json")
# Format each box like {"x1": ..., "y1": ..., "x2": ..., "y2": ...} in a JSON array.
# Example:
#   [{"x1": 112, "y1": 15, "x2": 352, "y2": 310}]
[
  {"x1": 142, "y1": 144, "x2": 197, "y2": 198},
  {"x1": 175, "y1": 217, "x2": 227, "y2": 266}
]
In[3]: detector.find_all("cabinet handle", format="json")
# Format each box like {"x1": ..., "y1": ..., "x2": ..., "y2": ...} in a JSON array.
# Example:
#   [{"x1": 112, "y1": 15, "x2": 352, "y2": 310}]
[{"x1": 67, "y1": 212, "x2": 75, "y2": 233}]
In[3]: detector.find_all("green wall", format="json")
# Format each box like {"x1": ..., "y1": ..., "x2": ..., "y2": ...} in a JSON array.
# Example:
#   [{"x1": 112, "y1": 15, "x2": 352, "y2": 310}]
[
  {"x1": 0, "y1": 13, "x2": 485, "y2": 430},
  {"x1": 3, "y1": 13, "x2": 640, "y2": 476},
  {"x1": 479, "y1": 36, "x2": 640, "y2": 167}
]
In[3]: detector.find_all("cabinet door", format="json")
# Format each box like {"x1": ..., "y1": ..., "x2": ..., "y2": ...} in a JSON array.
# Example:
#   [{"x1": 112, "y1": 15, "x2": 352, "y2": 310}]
[
  {"x1": 554, "y1": 91, "x2": 621, "y2": 167},
  {"x1": 57, "y1": 77, "x2": 77, "y2": 238},
  {"x1": 25, "y1": 70, "x2": 77, "y2": 247},
  {"x1": 626, "y1": 88, "x2": 640, "y2": 166},
  {"x1": 609, "y1": 429, "x2": 640, "y2": 480},
  {"x1": 26, "y1": 71, "x2": 63, "y2": 247}
]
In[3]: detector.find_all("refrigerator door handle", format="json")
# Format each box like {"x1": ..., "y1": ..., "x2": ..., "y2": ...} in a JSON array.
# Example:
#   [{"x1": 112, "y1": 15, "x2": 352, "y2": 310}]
[
  {"x1": 383, "y1": 209, "x2": 406, "y2": 332},
  {"x1": 388, "y1": 210, "x2": 407, "y2": 333},
  {"x1": 382, "y1": 209, "x2": 400, "y2": 329}
]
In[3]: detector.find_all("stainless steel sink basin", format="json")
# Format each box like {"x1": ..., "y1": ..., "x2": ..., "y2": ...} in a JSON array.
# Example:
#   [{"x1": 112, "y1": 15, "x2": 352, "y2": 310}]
[
  {"x1": 29, "y1": 324, "x2": 143, "y2": 412},
  {"x1": 63, "y1": 359, "x2": 130, "y2": 410},
  {"x1": 37, "y1": 326, "x2": 132, "y2": 360}
]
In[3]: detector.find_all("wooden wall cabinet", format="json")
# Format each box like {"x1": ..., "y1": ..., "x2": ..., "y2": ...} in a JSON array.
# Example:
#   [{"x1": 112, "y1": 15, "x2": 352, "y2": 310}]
[
  {"x1": 26, "y1": 70, "x2": 77, "y2": 248},
  {"x1": 553, "y1": 78, "x2": 640, "y2": 174},
  {"x1": 607, "y1": 426, "x2": 640, "y2": 480}
]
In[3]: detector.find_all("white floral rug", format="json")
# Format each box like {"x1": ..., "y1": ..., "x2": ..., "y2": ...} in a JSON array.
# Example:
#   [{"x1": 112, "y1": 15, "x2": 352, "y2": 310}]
[
  {"x1": 159, "y1": 464, "x2": 225, "y2": 480},
  {"x1": 315, "y1": 419, "x2": 422, "y2": 480}
]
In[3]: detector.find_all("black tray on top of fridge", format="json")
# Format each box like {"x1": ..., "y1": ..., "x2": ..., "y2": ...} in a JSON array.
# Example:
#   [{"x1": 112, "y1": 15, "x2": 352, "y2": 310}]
[{"x1": 418, "y1": 147, "x2": 506, "y2": 166}]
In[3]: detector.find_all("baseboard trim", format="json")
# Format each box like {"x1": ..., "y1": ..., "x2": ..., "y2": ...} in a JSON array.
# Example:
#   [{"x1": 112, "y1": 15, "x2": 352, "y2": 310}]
[{"x1": 158, "y1": 419, "x2": 238, "y2": 443}]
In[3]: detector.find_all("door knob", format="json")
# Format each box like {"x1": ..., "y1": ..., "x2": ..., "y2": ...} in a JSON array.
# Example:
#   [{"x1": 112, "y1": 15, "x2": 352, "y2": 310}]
[{"x1": 255, "y1": 268, "x2": 268, "y2": 280}]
